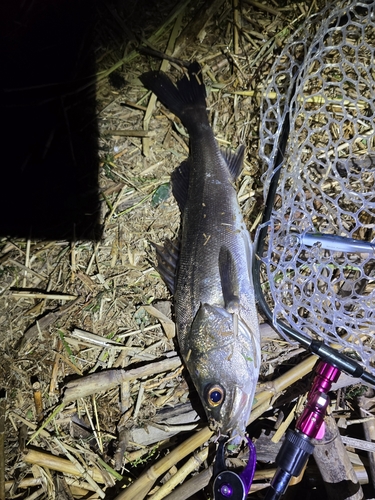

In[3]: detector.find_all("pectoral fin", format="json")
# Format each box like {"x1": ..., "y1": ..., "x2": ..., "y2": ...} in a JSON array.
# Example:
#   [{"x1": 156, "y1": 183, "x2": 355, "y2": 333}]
[
  {"x1": 151, "y1": 239, "x2": 179, "y2": 294},
  {"x1": 219, "y1": 246, "x2": 240, "y2": 313}
]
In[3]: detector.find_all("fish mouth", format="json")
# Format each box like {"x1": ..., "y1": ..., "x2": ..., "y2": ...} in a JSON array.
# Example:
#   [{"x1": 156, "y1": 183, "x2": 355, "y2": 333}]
[
  {"x1": 225, "y1": 410, "x2": 250, "y2": 445},
  {"x1": 208, "y1": 388, "x2": 253, "y2": 445},
  {"x1": 208, "y1": 417, "x2": 246, "y2": 446}
]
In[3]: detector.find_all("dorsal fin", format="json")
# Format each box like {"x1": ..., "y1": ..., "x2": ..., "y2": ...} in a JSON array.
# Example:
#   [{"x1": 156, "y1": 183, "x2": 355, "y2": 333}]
[
  {"x1": 171, "y1": 159, "x2": 190, "y2": 212},
  {"x1": 221, "y1": 145, "x2": 245, "y2": 180},
  {"x1": 218, "y1": 246, "x2": 240, "y2": 313},
  {"x1": 151, "y1": 239, "x2": 179, "y2": 294}
]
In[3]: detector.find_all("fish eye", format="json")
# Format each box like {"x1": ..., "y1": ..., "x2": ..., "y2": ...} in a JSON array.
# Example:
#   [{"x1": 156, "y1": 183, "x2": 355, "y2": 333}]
[{"x1": 206, "y1": 384, "x2": 225, "y2": 407}]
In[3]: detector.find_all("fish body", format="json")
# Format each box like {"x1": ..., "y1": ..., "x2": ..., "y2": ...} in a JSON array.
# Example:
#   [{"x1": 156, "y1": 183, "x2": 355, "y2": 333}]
[{"x1": 140, "y1": 63, "x2": 260, "y2": 442}]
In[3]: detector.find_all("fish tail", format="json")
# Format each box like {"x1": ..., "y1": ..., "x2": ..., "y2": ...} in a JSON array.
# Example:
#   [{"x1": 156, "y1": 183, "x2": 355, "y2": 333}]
[{"x1": 140, "y1": 62, "x2": 208, "y2": 131}]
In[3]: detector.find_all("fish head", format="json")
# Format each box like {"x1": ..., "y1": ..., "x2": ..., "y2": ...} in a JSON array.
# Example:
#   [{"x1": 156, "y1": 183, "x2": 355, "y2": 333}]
[{"x1": 186, "y1": 303, "x2": 259, "y2": 445}]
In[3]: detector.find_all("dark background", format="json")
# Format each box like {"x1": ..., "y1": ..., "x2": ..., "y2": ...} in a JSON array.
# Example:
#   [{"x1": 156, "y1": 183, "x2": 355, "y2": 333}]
[{"x1": 0, "y1": 0, "x2": 101, "y2": 240}]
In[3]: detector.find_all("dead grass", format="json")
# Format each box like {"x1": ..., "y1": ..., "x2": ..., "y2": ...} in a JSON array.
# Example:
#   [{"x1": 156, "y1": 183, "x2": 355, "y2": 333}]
[{"x1": 2, "y1": 1, "x2": 373, "y2": 499}]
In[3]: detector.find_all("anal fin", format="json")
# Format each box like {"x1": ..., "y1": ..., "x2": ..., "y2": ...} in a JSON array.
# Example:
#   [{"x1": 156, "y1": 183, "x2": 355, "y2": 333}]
[{"x1": 221, "y1": 145, "x2": 245, "y2": 180}]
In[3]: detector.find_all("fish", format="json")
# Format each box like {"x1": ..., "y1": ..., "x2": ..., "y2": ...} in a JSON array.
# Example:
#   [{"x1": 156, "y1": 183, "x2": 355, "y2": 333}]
[{"x1": 140, "y1": 62, "x2": 260, "y2": 443}]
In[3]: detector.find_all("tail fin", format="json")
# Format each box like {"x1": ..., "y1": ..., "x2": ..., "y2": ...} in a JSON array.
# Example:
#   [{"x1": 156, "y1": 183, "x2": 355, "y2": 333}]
[{"x1": 140, "y1": 62, "x2": 208, "y2": 131}]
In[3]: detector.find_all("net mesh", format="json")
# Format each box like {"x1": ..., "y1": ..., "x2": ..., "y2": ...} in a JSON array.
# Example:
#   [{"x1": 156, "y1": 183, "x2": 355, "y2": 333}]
[{"x1": 259, "y1": 0, "x2": 375, "y2": 372}]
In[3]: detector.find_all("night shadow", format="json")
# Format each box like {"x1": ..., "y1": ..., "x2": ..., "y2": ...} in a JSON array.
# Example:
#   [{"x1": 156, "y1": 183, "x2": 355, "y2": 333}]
[{"x1": 0, "y1": 0, "x2": 101, "y2": 240}]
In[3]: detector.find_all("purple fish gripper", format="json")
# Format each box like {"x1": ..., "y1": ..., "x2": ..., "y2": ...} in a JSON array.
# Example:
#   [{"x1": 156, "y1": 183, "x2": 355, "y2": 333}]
[{"x1": 213, "y1": 437, "x2": 256, "y2": 500}]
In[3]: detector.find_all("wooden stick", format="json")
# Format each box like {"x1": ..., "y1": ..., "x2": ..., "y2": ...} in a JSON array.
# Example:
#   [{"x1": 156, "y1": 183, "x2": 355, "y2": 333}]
[
  {"x1": 358, "y1": 388, "x2": 375, "y2": 490},
  {"x1": 5, "y1": 476, "x2": 97, "y2": 493},
  {"x1": 113, "y1": 427, "x2": 213, "y2": 500},
  {"x1": 62, "y1": 356, "x2": 181, "y2": 402},
  {"x1": 49, "y1": 339, "x2": 63, "y2": 396},
  {"x1": 32, "y1": 382, "x2": 44, "y2": 423},
  {"x1": 163, "y1": 467, "x2": 213, "y2": 500},
  {"x1": 53, "y1": 438, "x2": 105, "y2": 498},
  {"x1": 340, "y1": 435, "x2": 375, "y2": 453},
  {"x1": 11, "y1": 291, "x2": 77, "y2": 300},
  {"x1": 22, "y1": 449, "x2": 106, "y2": 484},
  {"x1": 102, "y1": 130, "x2": 155, "y2": 138},
  {"x1": 148, "y1": 447, "x2": 209, "y2": 500},
  {"x1": 313, "y1": 414, "x2": 364, "y2": 499}
]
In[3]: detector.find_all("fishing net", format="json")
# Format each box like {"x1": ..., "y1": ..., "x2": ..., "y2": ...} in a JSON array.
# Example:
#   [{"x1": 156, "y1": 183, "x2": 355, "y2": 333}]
[{"x1": 259, "y1": 0, "x2": 375, "y2": 373}]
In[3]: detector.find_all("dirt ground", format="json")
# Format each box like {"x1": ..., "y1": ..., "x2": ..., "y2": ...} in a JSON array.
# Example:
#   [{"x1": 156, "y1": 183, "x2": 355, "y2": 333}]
[{"x1": 2, "y1": 1, "x2": 375, "y2": 499}]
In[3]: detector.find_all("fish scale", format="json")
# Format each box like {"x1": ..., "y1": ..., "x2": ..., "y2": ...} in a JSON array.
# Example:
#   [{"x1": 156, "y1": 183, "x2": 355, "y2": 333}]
[{"x1": 140, "y1": 63, "x2": 260, "y2": 443}]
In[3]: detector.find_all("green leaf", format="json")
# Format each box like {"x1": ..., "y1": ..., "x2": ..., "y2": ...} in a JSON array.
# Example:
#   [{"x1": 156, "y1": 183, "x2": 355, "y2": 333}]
[{"x1": 151, "y1": 183, "x2": 171, "y2": 207}]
